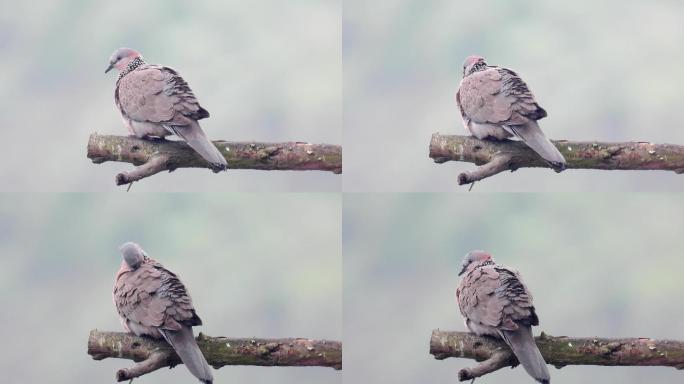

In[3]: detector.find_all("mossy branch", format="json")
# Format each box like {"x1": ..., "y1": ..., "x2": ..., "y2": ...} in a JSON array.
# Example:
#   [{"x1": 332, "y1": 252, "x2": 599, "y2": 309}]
[
  {"x1": 88, "y1": 330, "x2": 341, "y2": 382},
  {"x1": 429, "y1": 133, "x2": 684, "y2": 185},
  {"x1": 87, "y1": 133, "x2": 342, "y2": 185},
  {"x1": 430, "y1": 330, "x2": 684, "y2": 382}
]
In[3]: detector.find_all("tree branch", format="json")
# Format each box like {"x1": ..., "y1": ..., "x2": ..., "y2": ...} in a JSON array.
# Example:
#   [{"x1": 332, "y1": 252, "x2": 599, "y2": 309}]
[
  {"x1": 429, "y1": 133, "x2": 684, "y2": 185},
  {"x1": 88, "y1": 330, "x2": 342, "y2": 382},
  {"x1": 87, "y1": 133, "x2": 342, "y2": 185},
  {"x1": 430, "y1": 330, "x2": 684, "y2": 382}
]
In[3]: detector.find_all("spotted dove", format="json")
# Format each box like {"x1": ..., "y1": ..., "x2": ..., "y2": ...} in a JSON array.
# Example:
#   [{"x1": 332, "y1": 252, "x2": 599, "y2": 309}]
[
  {"x1": 113, "y1": 242, "x2": 214, "y2": 383},
  {"x1": 456, "y1": 55, "x2": 566, "y2": 171},
  {"x1": 105, "y1": 48, "x2": 227, "y2": 171},
  {"x1": 456, "y1": 250, "x2": 550, "y2": 383}
]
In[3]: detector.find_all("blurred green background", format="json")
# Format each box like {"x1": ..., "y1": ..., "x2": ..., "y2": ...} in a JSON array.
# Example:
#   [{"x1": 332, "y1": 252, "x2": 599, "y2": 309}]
[
  {"x1": 343, "y1": 193, "x2": 684, "y2": 383},
  {"x1": 0, "y1": 0, "x2": 341, "y2": 191},
  {"x1": 0, "y1": 193, "x2": 341, "y2": 383},
  {"x1": 343, "y1": 0, "x2": 684, "y2": 191}
]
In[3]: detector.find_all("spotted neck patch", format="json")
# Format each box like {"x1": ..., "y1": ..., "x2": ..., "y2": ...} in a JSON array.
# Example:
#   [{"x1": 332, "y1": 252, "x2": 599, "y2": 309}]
[
  {"x1": 118, "y1": 57, "x2": 146, "y2": 80},
  {"x1": 466, "y1": 61, "x2": 488, "y2": 76},
  {"x1": 476, "y1": 259, "x2": 495, "y2": 269}
]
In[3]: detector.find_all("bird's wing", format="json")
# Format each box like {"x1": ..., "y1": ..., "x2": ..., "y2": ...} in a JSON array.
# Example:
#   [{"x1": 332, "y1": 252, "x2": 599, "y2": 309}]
[
  {"x1": 493, "y1": 265, "x2": 539, "y2": 330},
  {"x1": 116, "y1": 65, "x2": 209, "y2": 126},
  {"x1": 458, "y1": 265, "x2": 538, "y2": 330},
  {"x1": 113, "y1": 258, "x2": 202, "y2": 331},
  {"x1": 458, "y1": 67, "x2": 546, "y2": 126},
  {"x1": 457, "y1": 266, "x2": 504, "y2": 328}
]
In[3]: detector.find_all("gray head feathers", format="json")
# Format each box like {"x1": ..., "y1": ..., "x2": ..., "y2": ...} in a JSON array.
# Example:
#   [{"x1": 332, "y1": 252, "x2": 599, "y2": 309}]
[
  {"x1": 105, "y1": 47, "x2": 142, "y2": 73},
  {"x1": 459, "y1": 250, "x2": 493, "y2": 275},
  {"x1": 119, "y1": 241, "x2": 146, "y2": 269}
]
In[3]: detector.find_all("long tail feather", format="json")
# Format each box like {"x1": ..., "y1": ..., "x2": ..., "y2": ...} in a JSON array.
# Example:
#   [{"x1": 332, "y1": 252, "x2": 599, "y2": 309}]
[
  {"x1": 166, "y1": 122, "x2": 227, "y2": 171},
  {"x1": 160, "y1": 327, "x2": 214, "y2": 384},
  {"x1": 506, "y1": 122, "x2": 566, "y2": 171},
  {"x1": 499, "y1": 326, "x2": 550, "y2": 384}
]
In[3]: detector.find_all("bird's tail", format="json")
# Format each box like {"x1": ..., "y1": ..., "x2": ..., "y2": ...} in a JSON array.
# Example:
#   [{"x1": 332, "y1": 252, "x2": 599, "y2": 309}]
[
  {"x1": 160, "y1": 327, "x2": 214, "y2": 384},
  {"x1": 166, "y1": 122, "x2": 228, "y2": 172},
  {"x1": 499, "y1": 326, "x2": 550, "y2": 384},
  {"x1": 506, "y1": 121, "x2": 566, "y2": 172}
]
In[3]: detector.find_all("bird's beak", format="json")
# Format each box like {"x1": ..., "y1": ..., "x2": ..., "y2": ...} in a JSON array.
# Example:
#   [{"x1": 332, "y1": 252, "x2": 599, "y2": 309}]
[
  {"x1": 458, "y1": 265, "x2": 467, "y2": 276},
  {"x1": 105, "y1": 63, "x2": 114, "y2": 74}
]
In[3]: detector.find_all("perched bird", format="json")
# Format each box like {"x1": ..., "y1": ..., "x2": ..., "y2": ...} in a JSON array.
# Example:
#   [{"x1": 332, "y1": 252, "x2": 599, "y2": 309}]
[
  {"x1": 105, "y1": 48, "x2": 227, "y2": 171},
  {"x1": 456, "y1": 55, "x2": 566, "y2": 171},
  {"x1": 456, "y1": 250, "x2": 550, "y2": 384},
  {"x1": 113, "y1": 242, "x2": 214, "y2": 384}
]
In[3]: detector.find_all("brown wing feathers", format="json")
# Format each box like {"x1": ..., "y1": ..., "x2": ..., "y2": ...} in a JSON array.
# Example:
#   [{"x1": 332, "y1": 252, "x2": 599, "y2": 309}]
[{"x1": 114, "y1": 258, "x2": 200, "y2": 330}]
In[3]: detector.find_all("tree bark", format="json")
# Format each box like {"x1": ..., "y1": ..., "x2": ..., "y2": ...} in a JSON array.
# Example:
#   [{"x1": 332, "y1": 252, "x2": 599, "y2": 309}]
[
  {"x1": 88, "y1": 330, "x2": 342, "y2": 382},
  {"x1": 429, "y1": 133, "x2": 684, "y2": 185},
  {"x1": 87, "y1": 133, "x2": 342, "y2": 185},
  {"x1": 430, "y1": 330, "x2": 684, "y2": 381}
]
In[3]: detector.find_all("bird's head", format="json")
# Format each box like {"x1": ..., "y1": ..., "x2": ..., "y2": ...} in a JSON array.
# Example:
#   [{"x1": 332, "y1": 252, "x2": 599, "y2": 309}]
[
  {"x1": 105, "y1": 47, "x2": 142, "y2": 74},
  {"x1": 459, "y1": 250, "x2": 493, "y2": 276},
  {"x1": 118, "y1": 241, "x2": 147, "y2": 269},
  {"x1": 462, "y1": 55, "x2": 487, "y2": 77}
]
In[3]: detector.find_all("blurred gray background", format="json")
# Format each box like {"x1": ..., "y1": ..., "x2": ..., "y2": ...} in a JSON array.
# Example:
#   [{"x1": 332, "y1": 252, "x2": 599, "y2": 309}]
[
  {"x1": 343, "y1": 193, "x2": 684, "y2": 383},
  {"x1": 0, "y1": 0, "x2": 341, "y2": 191},
  {"x1": 343, "y1": 0, "x2": 684, "y2": 191},
  {"x1": 0, "y1": 193, "x2": 341, "y2": 383}
]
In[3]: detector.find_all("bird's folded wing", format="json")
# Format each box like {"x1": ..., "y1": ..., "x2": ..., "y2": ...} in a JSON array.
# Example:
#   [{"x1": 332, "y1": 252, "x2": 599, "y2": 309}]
[
  {"x1": 458, "y1": 267, "x2": 504, "y2": 328},
  {"x1": 458, "y1": 67, "x2": 546, "y2": 126},
  {"x1": 116, "y1": 65, "x2": 209, "y2": 126},
  {"x1": 114, "y1": 261, "x2": 201, "y2": 330},
  {"x1": 494, "y1": 266, "x2": 539, "y2": 328}
]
